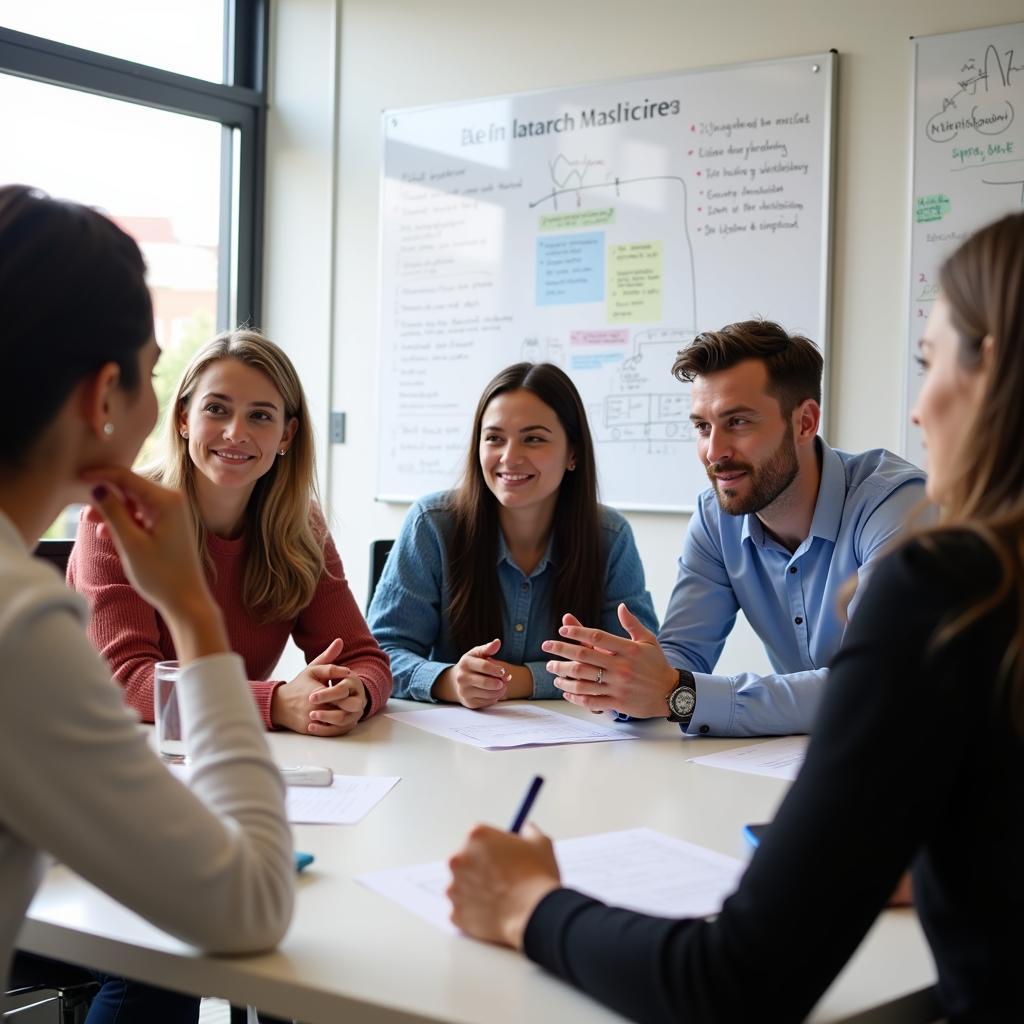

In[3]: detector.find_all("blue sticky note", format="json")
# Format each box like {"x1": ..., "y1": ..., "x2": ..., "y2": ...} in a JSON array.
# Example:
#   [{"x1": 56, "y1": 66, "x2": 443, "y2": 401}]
[{"x1": 536, "y1": 232, "x2": 605, "y2": 305}]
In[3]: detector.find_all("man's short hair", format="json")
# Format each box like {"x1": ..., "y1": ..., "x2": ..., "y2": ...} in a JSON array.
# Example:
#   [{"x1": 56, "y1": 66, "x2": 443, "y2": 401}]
[{"x1": 672, "y1": 320, "x2": 823, "y2": 414}]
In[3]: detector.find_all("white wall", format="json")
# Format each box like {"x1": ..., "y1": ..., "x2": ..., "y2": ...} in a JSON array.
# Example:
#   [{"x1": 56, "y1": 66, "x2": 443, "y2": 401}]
[
  {"x1": 264, "y1": 0, "x2": 337, "y2": 494},
  {"x1": 266, "y1": 0, "x2": 1021, "y2": 675}
]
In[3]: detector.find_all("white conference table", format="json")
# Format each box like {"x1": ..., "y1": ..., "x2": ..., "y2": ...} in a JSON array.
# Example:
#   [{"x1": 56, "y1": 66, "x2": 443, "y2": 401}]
[{"x1": 19, "y1": 700, "x2": 938, "y2": 1023}]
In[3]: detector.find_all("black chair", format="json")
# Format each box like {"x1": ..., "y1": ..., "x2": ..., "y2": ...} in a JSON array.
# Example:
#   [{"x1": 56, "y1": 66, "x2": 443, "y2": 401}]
[
  {"x1": 2, "y1": 982, "x2": 97, "y2": 1022},
  {"x1": 4, "y1": 953, "x2": 97, "y2": 1023},
  {"x1": 367, "y1": 539, "x2": 395, "y2": 608},
  {"x1": 33, "y1": 538, "x2": 75, "y2": 578}
]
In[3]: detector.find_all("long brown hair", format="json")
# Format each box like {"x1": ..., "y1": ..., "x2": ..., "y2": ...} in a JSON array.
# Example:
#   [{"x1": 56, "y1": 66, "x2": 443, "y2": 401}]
[
  {"x1": 921, "y1": 211, "x2": 1024, "y2": 729},
  {"x1": 447, "y1": 363, "x2": 603, "y2": 653},
  {"x1": 154, "y1": 329, "x2": 324, "y2": 623}
]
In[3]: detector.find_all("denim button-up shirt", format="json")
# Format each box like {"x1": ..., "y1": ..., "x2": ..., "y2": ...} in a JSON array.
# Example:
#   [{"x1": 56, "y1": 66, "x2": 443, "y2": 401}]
[
  {"x1": 368, "y1": 491, "x2": 658, "y2": 701},
  {"x1": 661, "y1": 441, "x2": 927, "y2": 736}
]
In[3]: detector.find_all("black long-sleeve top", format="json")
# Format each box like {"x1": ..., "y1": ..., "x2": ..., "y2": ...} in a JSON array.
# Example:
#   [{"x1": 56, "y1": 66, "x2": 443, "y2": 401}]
[{"x1": 524, "y1": 532, "x2": 1024, "y2": 1022}]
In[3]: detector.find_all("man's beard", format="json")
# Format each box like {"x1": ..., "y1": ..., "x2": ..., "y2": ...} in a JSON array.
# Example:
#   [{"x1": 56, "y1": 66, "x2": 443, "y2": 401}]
[{"x1": 707, "y1": 423, "x2": 799, "y2": 516}]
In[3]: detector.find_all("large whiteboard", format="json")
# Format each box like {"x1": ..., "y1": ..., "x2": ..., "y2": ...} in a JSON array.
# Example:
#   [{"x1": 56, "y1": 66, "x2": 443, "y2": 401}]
[
  {"x1": 378, "y1": 54, "x2": 836, "y2": 511},
  {"x1": 904, "y1": 21, "x2": 1024, "y2": 468}
]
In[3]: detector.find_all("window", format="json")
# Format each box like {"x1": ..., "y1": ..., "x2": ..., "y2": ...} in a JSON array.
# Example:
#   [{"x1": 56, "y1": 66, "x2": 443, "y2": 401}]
[
  {"x1": 0, "y1": 1, "x2": 269, "y2": 536},
  {"x1": 1, "y1": 1, "x2": 228, "y2": 82}
]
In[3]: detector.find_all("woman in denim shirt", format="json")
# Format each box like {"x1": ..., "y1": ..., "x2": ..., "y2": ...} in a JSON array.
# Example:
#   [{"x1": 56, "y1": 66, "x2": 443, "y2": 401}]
[{"x1": 369, "y1": 362, "x2": 657, "y2": 707}]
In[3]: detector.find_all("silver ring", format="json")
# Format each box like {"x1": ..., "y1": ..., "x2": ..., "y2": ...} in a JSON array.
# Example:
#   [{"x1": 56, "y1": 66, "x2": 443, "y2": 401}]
[{"x1": 595, "y1": 667, "x2": 604, "y2": 686}]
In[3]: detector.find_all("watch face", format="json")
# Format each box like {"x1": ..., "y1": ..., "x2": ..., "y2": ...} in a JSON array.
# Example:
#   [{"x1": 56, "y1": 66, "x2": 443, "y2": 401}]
[{"x1": 670, "y1": 685, "x2": 696, "y2": 719}]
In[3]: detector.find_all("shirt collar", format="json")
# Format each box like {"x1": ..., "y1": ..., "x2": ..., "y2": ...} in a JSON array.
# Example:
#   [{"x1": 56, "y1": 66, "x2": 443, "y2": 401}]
[
  {"x1": 739, "y1": 437, "x2": 842, "y2": 549},
  {"x1": 806, "y1": 438, "x2": 845, "y2": 544},
  {"x1": 496, "y1": 528, "x2": 556, "y2": 577},
  {"x1": 739, "y1": 511, "x2": 764, "y2": 547}
]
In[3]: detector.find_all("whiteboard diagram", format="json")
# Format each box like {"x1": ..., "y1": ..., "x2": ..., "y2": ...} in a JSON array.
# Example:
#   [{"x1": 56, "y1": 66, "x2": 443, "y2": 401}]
[
  {"x1": 379, "y1": 54, "x2": 835, "y2": 511},
  {"x1": 905, "y1": 22, "x2": 1024, "y2": 469}
]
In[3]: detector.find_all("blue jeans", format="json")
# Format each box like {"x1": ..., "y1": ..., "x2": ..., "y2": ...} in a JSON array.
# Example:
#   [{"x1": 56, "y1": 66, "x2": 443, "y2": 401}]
[{"x1": 86, "y1": 974, "x2": 199, "y2": 1024}]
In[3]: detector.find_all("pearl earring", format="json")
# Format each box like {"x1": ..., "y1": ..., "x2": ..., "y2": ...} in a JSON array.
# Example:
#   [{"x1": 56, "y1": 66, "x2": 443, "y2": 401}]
[
  {"x1": 181, "y1": 431, "x2": 188, "y2": 439},
  {"x1": 103, "y1": 422, "x2": 115, "y2": 436},
  {"x1": 278, "y1": 449, "x2": 287, "y2": 456}
]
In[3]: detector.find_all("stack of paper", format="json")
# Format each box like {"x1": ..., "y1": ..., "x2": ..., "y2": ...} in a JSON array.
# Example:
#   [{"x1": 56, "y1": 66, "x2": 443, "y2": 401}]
[
  {"x1": 386, "y1": 704, "x2": 636, "y2": 750},
  {"x1": 688, "y1": 736, "x2": 808, "y2": 780},
  {"x1": 357, "y1": 827, "x2": 745, "y2": 932},
  {"x1": 167, "y1": 764, "x2": 399, "y2": 824}
]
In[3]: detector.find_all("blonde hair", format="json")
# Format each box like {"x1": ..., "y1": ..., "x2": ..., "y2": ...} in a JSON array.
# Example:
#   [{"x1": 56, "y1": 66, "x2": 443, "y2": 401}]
[{"x1": 157, "y1": 328, "x2": 325, "y2": 622}]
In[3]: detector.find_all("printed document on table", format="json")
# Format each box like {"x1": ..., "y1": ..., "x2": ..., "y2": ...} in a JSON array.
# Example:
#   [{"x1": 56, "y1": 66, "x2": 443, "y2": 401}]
[
  {"x1": 284, "y1": 775, "x2": 400, "y2": 824},
  {"x1": 688, "y1": 735, "x2": 808, "y2": 781},
  {"x1": 385, "y1": 704, "x2": 636, "y2": 749},
  {"x1": 168, "y1": 765, "x2": 399, "y2": 824},
  {"x1": 357, "y1": 827, "x2": 744, "y2": 933}
]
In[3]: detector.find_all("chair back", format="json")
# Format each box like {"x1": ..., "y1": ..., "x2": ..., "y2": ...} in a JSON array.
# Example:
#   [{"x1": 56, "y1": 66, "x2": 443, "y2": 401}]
[
  {"x1": 367, "y1": 539, "x2": 395, "y2": 608},
  {"x1": 33, "y1": 539, "x2": 75, "y2": 578}
]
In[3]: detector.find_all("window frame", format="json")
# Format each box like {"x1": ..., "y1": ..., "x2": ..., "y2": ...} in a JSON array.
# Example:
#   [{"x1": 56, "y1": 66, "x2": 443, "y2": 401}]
[{"x1": 0, "y1": 0, "x2": 269, "y2": 326}]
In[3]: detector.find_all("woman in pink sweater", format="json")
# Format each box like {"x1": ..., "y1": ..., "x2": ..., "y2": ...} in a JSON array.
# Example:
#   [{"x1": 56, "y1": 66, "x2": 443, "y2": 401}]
[{"x1": 69, "y1": 328, "x2": 391, "y2": 736}]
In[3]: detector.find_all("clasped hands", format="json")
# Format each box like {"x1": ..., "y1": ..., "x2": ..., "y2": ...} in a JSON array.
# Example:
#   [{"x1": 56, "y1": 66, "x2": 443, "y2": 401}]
[
  {"x1": 542, "y1": 602, "x2": 678, "y2": 719},
  {"x1": 435, "y1": 639, "x2": 533, "y2": 708},
  {"x1": 270, "y1": 638, "x2": 368, "y2": 736}
]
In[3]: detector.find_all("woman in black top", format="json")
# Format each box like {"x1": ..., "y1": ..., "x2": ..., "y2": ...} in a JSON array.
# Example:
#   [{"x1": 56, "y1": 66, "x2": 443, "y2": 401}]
[{"x1": 447, "y1": 211, "x2": 1024, "y2": 1023}]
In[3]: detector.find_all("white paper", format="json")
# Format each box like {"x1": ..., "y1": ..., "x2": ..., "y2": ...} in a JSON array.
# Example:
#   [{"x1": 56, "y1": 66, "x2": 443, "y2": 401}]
[
  {"x1": 167, "y1": 765, "x2": 399, "y2": 824},
  {"x1": 386, "y1": 704, "x2": 636, "y2": 749},
  {"x1": 357, "y1": 827, "x2": 744, "y2": 933},
  {"x1": 688, "y1": 736, "x2": 808, "y2": 781},
  {"x1": 283, "y1": 775, "x2": 400, "y2": 824}
]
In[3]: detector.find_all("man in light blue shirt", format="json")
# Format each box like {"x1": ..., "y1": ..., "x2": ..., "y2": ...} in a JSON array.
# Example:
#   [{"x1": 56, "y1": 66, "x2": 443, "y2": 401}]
[{"x1": 543, "y1": 320, "x2": 926, "y2": 736}]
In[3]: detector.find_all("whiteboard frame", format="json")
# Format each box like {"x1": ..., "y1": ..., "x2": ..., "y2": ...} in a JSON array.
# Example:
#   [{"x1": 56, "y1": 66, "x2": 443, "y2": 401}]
[
  {"x1": 819, "y1": 49, "x2": 838, "y2": 446},
  {"x1": 901, "y1": 36, "x2": 921, "y2": 464},
  {"x1": 375, "y1": 52, "x2": 838, "y2": 513}
]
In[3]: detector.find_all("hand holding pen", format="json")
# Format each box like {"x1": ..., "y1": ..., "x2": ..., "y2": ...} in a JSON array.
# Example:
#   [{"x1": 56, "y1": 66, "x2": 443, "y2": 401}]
[{"x1": 447, "y1": 775, "x2": 561, "y2": 949}]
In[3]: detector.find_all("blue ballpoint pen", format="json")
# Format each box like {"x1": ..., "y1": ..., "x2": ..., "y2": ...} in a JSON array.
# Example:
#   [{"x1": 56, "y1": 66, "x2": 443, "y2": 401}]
[{"x1": 509, "y1": 775, "x2": 544, "y2": 834}]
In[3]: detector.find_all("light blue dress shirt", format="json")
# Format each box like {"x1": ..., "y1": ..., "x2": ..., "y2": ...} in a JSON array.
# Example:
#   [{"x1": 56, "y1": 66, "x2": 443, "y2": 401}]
[
  {"x1": 368, "y1": 491, "x2": 658, "y2": 701},
  {"x1": 662, "y1": 440, "x2": 927, "y2": 736}
]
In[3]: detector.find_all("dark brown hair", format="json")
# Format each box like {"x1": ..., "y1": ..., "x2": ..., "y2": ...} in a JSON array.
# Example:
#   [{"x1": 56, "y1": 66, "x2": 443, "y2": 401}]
[
  {"x1": 446, "y1": 363, "x2": 602, "y2": 653},
  {"x1": 672, "y1": 319, "x2": 823, "y2": 414},
  {"x1": 922, "y1": 211, "x2": 1024, "y2": 730},
  {"x1": 0, "y1": 185, "x2": 152, "y2": 466}
]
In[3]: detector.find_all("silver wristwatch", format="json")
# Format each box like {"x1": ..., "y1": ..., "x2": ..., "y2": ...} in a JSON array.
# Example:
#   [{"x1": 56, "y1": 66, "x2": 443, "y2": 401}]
[{"x1": 666, "y1": 669, "x2": 697, "y2": 724}]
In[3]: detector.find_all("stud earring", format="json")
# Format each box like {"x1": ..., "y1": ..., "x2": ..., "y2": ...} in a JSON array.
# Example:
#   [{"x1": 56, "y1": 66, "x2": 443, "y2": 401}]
[
  {"x1": 103, "y1": 422, "x2": 115, "y2": 436},
  {"x1": 180, "y1": 431, "x2": 189, "y2": 440},
  {"x1": 278, "y1": 448, "x2": 287, "y2": 456}
]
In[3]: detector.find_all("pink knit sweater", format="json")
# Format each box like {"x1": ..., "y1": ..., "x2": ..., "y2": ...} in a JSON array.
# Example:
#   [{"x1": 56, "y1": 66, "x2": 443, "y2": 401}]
[{"x1": 68, "y1": 507, "x2": 392, "y2": 728}]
